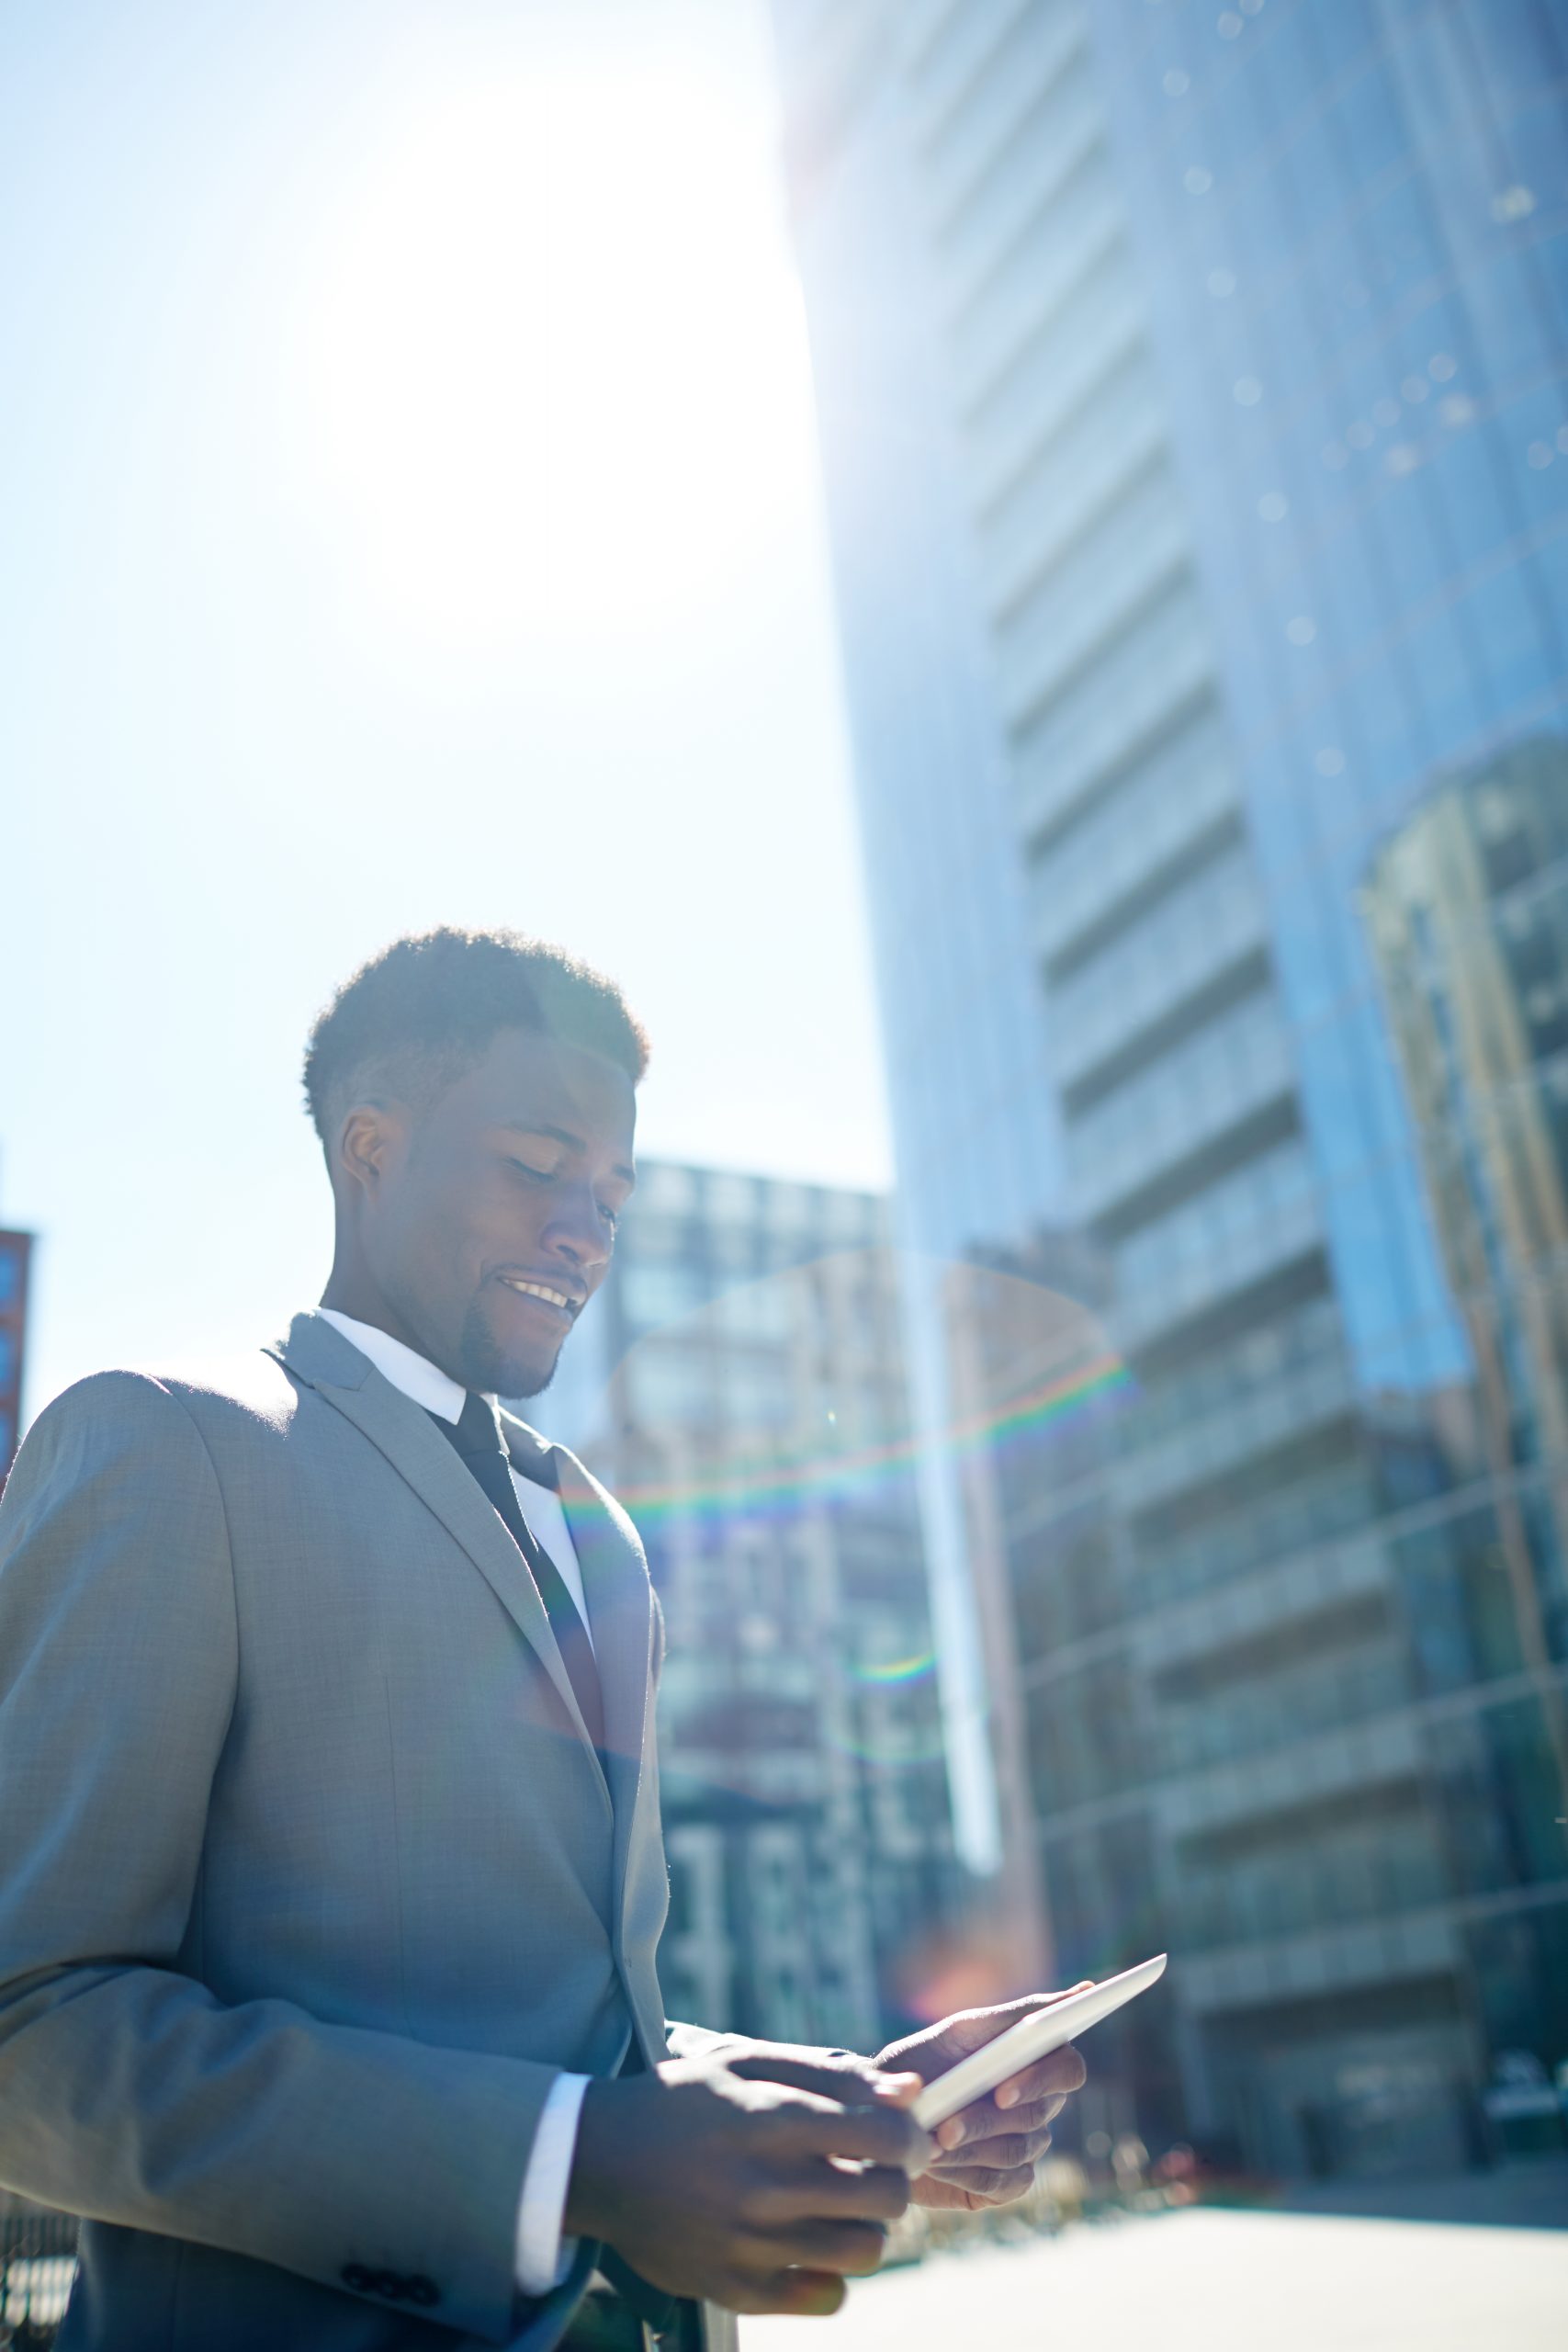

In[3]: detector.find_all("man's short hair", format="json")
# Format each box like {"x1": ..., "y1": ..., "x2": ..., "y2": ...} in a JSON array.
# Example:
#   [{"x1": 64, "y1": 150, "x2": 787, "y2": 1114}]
[{"x1": 303, "y1": 927, "x2": 649, "y2": 1145}]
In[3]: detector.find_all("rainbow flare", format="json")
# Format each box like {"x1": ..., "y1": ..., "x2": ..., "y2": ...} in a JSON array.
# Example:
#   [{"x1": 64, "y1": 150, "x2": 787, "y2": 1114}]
[
  {"x1": 852, "y1": 1650, "x2": 937, "y2": 1686},
  {"x1": 613, "y1": 1347, "x2": 1133, "y2": 1532},
  {"x1": 606, "y1": 1341, "x2": 1133, "y2": 1767}
]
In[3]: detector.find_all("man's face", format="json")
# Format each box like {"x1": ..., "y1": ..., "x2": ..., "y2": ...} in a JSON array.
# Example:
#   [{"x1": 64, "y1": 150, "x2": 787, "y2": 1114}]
[{"x1": 344, "y1": 1028, "x2": 637, "y2": 1396}]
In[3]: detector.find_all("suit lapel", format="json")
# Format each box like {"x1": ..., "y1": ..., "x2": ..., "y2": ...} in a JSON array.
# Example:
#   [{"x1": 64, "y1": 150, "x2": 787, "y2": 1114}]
[
  {"x1": 548, "y1": 1447, "x2": 654, "y2": 1781},
  {"x1": 550, "y1": 1442, "x2": 664, "y2": 2057},
  {"x1": 270, "y1": 1314, "x2": 609, "y2": 1810}
]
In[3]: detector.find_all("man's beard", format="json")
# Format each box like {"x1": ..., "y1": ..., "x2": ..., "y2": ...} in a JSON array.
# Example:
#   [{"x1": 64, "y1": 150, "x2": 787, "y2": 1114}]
[{"x1": 457, "y1": 1295, "x2": 563, "y2": 1400}]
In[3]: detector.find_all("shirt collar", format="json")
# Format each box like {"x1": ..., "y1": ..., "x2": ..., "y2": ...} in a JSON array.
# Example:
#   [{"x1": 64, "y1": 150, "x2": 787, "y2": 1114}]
[{"x1": 316, "y1": 1308, "x2": 496, "y2": 1429}]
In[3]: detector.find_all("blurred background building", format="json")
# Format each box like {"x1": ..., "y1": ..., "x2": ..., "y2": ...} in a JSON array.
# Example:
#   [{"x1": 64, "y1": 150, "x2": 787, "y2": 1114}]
[
  {"x1": 0, "y1": 1226, "x2": 33, "y2": 1483},
  {"x1": 769, "y1": 0, "x2": 1568, "y2": 2179},
  {"x1": 545, "y1": 1159, "x2": 956, "y2": 2050}
]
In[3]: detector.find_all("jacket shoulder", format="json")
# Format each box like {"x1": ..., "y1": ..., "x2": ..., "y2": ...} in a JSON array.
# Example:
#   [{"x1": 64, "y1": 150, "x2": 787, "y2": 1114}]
[
  {"x1": 22, "y1": 1351, "x2": 302, "y2": 1457},
  {"x1": 548, "y1": 1438, "x2": 649, "y2": 1566}
]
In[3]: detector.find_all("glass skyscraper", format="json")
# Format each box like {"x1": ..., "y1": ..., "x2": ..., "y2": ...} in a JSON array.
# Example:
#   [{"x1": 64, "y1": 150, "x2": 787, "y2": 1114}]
[
  {"x1": 0, "y1": 1228, "x2": 33, "y2": 1483},
  {"x1": 771, "y1": 0, "x2": 1568, "y2": 2174}
]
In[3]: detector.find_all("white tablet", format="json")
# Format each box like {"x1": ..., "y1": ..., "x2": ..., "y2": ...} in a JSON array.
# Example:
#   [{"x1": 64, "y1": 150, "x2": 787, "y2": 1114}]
[{"x1": 910, "y1": 1954, "x2": 1168, "y2": 2132}]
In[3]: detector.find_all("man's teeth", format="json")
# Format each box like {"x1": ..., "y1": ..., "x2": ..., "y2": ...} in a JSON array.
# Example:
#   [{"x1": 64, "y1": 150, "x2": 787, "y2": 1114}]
[{"x1": 503, "y1": 1278, "x2": 572, "y2": 1309}]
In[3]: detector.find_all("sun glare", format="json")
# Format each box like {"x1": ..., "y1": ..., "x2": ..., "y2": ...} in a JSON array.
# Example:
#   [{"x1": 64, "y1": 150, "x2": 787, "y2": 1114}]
[{"x1": 292, "y1": 65, "x2": 813, "y2": 656}]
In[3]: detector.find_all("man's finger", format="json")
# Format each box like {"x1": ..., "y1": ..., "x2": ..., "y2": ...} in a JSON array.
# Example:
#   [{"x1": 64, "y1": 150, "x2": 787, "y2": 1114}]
[
  {"x1": 746, "y1": 2157, "x2": 911, "y2": 2228},
  {"x1": 780, "y1": 2098, "x2": 933, "y2": 2173},
  {"x1": 934, "y1": 2086, "x2": 1068, "y2": 2153},
  {"x1": 993, "y1": 2041, "x2": 1087, "y2": 2111},
  {"x1": 806, "y1": 2160, "x2": 913, "y2": 2223},
  {"x1": 750, "y1": 2268, "x2": 849, "y2": 2318},
  {"x1": 929, "y1": 2124, "x2": 1054, "y2": 2174},
  {"x1": 967, "y1": 2092, "x2": 1065, "y2": 2142},
  {"x1": 930, "y1": 2159, "x2": 1036, "y2": 2204},
  {"x1": 773, "y1": 2217, "x2": 890, "y2": 2278},
  {"x1": 728, "y1": 2050, "x2": 921, "y2": 2107}
]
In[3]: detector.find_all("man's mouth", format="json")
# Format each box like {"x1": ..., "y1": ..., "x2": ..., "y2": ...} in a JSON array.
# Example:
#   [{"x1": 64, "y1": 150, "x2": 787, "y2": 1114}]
[{"x1": 498, "y1": 1275, "x2": 581, "y2": 1316}]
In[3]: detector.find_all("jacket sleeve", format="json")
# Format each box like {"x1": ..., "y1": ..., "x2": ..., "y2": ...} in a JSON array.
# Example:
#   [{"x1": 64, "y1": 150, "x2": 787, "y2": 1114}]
[{"x1": 0, "y1": 1373, "x2": 560, "y2": 2345}]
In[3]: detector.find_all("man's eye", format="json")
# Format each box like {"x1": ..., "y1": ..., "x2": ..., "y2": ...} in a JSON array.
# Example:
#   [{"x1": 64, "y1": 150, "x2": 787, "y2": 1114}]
[
  {"x1": 508, "y1": 1157, "x2": 557, "y2": 1182},
  {"x1": 599, "y1": 1203, "x2": 620, "y2": 1231}
]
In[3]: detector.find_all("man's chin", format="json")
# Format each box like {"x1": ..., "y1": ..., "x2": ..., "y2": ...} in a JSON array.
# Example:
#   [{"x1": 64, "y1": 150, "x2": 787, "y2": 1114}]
[
  {"x1": 457, "y1": 1321, "x2": 561, "y2": 1401},
  {"x1": 496, "y1": 1353, "x2": 558, "y2": 1402},
  {"x1": 468, "y1": 1348, "x2": 559, "y2": 1402}
]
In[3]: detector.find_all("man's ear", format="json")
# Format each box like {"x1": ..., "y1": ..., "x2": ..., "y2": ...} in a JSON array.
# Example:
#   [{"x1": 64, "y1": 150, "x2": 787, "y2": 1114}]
[{"x1": 335, "y1": 1101, "x2": 400, "y2": 1201}]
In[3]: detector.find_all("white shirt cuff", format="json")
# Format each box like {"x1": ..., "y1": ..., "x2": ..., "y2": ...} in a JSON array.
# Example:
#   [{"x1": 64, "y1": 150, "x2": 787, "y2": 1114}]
[{"x1": 514, "y1": 2072, "x2": 590, "y2": 2297}]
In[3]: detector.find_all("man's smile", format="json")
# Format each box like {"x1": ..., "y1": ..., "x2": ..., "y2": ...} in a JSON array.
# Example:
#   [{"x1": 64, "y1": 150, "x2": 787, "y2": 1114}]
[{"x1": 497, "y1": 1273, "x2": 581, "y2": 1316}]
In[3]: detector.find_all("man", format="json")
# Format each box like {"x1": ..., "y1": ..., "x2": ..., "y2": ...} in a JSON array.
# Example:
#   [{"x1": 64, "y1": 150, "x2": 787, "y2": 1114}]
[{"x1": 0, "y1": 929, "x2": 1085, "y2": 2350}]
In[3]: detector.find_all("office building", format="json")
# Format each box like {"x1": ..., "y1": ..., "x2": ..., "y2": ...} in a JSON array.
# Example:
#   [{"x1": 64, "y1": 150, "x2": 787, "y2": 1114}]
[
  {"x1": 546, "y1": 1159, "x2": 955, "y2": 2051},
  {"x1": 0, "y1": 1227, "x2": 33, "y2": 1482},
  {"x1": 1365, "y1": 738, "x2": 1568, "y2": 1835},
  {"x1": 772, "y1": 0, "x2": 1568, "y2": 2173},
  {"x1": 942, "y1": 1238, "x2": 1182, "y2": 2154}
]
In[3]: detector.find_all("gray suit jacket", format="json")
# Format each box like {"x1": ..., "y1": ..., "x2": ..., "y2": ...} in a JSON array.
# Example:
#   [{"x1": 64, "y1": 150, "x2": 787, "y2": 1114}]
[{"x1": 0, "y1": 1311, "x2": 734, "y2": 2351}]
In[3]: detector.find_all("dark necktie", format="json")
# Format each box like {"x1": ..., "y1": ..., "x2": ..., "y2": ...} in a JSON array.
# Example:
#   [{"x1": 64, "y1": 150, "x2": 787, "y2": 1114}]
[{"x1": 431, "y1": 1392, "x2": 605, "y2": 1752}]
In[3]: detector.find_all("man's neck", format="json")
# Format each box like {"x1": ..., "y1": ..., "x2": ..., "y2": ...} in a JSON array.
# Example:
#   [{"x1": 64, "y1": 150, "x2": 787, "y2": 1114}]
[
  {"x1": 316, "y1": 1307, "x2": 479, "y2": 1423},
  {"x1": 318, "y1": 1272, "x2": 424, "y2": 1362}
]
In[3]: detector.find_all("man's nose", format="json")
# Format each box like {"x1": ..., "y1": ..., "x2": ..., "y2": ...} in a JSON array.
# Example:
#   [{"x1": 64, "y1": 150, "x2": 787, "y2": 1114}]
[{"x1": 544, "y1": 1180, "x2": 612, "y2": 1268}]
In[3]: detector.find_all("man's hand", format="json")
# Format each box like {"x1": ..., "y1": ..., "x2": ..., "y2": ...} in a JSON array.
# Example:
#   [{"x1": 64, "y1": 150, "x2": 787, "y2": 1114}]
[
  {"x1": 564, "y1": 2046, "x2": 931, "y2": 2316},
  {"x1": 876, "y1": 1987, "x2": 1091, "y2": 2211},
  {"x1": 695, "y1": 2034, "x2": 919, "y2": 2108}
]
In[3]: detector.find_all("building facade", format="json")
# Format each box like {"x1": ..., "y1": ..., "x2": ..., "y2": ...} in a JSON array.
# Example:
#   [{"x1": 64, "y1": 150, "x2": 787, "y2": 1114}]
[
  {"x1": 543, "y1": 1159, "x2": 955, "y2": 2052},
  {"x1": 772, "y1": 0, "x2": 1568, "y2": 2176},
  {"x1": 0, "y1": 1228, "x2": 33, "y2": 1482},
  {"x1": 1365, "y1": 738, "x2": 1568, "y2": 1876}
]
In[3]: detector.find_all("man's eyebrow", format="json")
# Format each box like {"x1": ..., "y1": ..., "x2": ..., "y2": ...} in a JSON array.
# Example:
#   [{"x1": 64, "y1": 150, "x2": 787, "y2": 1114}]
[{"x1": 502, "y1": 1122, "x2": 636, "y2": 1188}]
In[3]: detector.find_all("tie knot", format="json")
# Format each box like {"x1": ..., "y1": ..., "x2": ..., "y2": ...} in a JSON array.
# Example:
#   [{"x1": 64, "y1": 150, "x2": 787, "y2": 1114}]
[{"x1": 454, "y1": 1390, "x2": 506, "y2": 1459}]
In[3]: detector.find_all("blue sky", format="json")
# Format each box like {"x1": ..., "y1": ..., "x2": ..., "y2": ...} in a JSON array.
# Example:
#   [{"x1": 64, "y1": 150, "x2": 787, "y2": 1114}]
[{"x1": 0, "y1": 0, "x2": 889, "y2": 1416}]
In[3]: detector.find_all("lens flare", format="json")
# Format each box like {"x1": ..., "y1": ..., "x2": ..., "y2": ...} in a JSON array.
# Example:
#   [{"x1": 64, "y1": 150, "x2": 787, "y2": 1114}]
[
  {"x1": 852, "y1": 1650, "x2": 937, "y2": 1685},
  {"x1": 613, "y1": 1350, "x2": 1132, "y2": 1532}
]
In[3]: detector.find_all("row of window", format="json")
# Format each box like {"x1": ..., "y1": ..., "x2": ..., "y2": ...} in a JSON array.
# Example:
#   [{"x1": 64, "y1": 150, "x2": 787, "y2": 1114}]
[
  {"x1": 1070, "y1": 988, "x2": 1293, "y2": 1220},
  {"x1": 1155, "y1": 1639, "x2": 1410, "y2": 1776},
  {"x1": 1179, "y1": 1815, "x2": 1448, "y2": 1951},
  {"x1": 1115, "y1": 1347, "x2": 1354, "y2": 1522},
  {"x1": 976, "y1": 338, "x2": 1165, "y2": 622},
  {"x1": 934, "y1": 43, "x2": 1105, "y2": 317},
  {"x1": 963, "y1": 235, "x2": 1144, "y2": 493},
  {"x1": 918, "y1": 0, "x2": 1085, "y2": 234},
  {"x1": 1027, "y1": 698, "x2": 1235, "y2": 960},
  {"x1": 1131, "y1": 1453, "x2": 1375, "y2": 1606},
  {"x1": 906, "y1": 0, "x2": 1037, "y2": 126},
  {"x1": 1050, "y1": 838, "x2": 1265, "y2": 1087},
  {"x1": 1112, "y1": 1132, "x2": 1317, "y2": 1340},
  {"x1": 996, "y1": 458, "x2": 1190, "y2": 736},
  {"x1": 1010, "y1": 572, "x2": 1215, "y2": 844},
  {"x1": 1120, "y1": 1289, "x2": 1345, "y2": 1455}
]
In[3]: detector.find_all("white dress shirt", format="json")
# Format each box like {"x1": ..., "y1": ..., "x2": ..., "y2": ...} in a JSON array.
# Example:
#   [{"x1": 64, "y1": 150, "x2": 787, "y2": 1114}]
[{"x1": 315, "y1": 1310, "x2": 591, "y2": 2298}]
